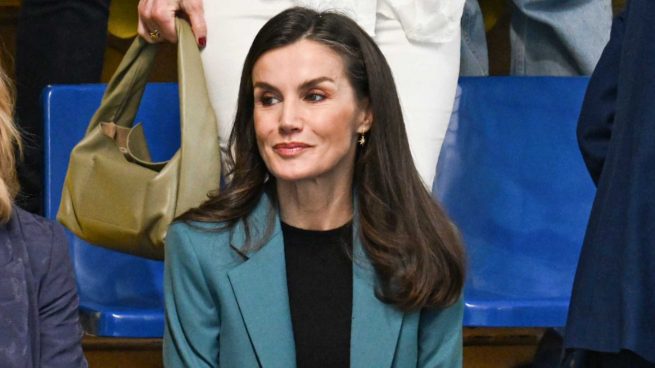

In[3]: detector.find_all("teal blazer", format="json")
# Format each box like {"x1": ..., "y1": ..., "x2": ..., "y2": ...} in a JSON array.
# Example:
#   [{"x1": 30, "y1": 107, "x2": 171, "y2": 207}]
[{"x1": 163, "y1": 195, "x2": 463, "y2": 367}]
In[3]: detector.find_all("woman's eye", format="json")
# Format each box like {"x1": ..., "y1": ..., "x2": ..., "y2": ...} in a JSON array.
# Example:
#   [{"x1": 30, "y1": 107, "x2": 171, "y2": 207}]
[
  {"x1": 260, "y1": 95, "x2": 280, "y2": 106},
  {"x1": 305, "y1": 93, "x2": 326, "y2": 102}
]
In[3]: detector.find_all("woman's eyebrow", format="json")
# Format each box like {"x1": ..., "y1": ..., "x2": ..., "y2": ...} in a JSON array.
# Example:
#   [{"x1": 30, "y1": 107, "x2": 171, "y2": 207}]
[
  {"x1": 253, "y1": 77, "x2": 335, "y2": 93},
  {"x1": 298, "y1": 77, "x2": 335, "y2": 91},
  {"x1": 253, "y1": 81, "x2": 280, "y2": 93}
]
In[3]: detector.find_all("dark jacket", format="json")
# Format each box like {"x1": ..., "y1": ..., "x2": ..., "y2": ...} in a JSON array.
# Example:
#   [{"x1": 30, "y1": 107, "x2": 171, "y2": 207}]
[
  {"x1": 0, "y1": 207, "x2": 87, "y2": 367},
  {"x1": 565, "y1": 0, "x2": 655, "y2": 362}
]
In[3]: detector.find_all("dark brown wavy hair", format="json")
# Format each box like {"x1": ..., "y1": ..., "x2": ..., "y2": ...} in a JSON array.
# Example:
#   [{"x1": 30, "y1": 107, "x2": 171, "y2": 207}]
[{"x1": 181, "y1": 7, "x2": 465, "y2": 311}]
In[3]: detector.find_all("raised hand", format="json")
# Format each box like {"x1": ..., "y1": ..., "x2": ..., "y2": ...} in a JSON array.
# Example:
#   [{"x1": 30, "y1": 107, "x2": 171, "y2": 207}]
[{"x1": 137, "y1": 0, "x2": 207, "y2": 47}]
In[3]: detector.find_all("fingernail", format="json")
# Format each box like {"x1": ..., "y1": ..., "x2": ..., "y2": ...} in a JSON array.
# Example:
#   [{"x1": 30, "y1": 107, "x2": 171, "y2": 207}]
[{"x1": 198, "y1": 37, "x2": 207, "y2": 48}]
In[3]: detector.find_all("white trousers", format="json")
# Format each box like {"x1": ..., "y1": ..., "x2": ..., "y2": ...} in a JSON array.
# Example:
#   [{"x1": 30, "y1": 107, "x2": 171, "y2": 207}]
[{"x1": 201, "y1": 0, "x2": 461, "y2": 186}]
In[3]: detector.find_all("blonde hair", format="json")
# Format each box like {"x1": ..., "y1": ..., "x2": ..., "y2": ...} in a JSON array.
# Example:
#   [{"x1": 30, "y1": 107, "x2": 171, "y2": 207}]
[{"x1": 0, "y1": 61, "x2": 22, "y2": 222}]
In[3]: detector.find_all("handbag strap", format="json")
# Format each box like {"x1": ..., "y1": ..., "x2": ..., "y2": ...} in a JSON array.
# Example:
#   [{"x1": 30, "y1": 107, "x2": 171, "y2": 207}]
[
  {"x1": 85, "y1": 37, "x2": 156, "y2": 132},
  {"x1": 174, "y1": 18, "x2": 221, "y2": 214}
]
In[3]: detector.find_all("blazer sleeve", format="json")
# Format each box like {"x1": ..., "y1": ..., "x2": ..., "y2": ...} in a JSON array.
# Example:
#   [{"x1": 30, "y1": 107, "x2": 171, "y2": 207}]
[
  {"x1": 417, "y1": 298, "x2": 464, "y2": 368},
  {"x1": 164, "y1": 224, "x2": 221, "y2": 368},
  {"x1": 38, "y1": 223, "x2": 87, "y2": 368},
  {"x1": 577, "y1": 11, "x2": 626, "y2": 185}
]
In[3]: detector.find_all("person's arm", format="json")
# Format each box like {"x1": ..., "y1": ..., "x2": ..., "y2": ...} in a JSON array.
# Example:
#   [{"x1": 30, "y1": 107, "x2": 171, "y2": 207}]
[
  {"x1": 137, "y1": 0, "x2": 207, "y2": 46},
  {"x1": 577, "y1": 11, "x2": 626, "y2": 185},
  {"x1": 38, "y1": 224, "x2": 87, "y2": 368},
  {"x1": 164, "y1": 223, "x2": 221, "y2": 367},
  {"x1": 417, "y1": 298, "x2": 464, "y2": 368}
]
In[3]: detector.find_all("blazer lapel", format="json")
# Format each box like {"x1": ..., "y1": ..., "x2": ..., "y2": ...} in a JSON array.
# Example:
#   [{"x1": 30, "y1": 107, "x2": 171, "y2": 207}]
[
  {"x1": 350, "y1": 227, "x2": 404, "y2": 368},
  {"x1": 227, "y1": 212, "x2": 296, "y2": 368}
]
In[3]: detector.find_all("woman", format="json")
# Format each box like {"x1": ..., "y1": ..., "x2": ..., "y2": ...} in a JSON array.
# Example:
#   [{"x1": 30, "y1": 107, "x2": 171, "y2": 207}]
[
  {"x1": 0, "y1": 60, "x2": 87, "y2": 366},
  {"x1": 138, "y1": 0, "x2": 463, "y2": 187},
  {"x1": 164, "y1": 8, "x2": 466, "y2": 368}
]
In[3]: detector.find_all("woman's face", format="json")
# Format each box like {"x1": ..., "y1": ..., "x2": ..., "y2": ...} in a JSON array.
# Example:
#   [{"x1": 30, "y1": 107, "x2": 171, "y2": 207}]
[{"x1": 252, "y1": 39, "x2": 371, "y2": 185}]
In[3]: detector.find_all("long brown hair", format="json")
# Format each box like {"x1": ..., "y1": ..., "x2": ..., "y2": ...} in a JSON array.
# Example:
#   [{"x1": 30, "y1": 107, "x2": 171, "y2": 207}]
[
  {"x1": 181, "y1": 7, "x2": 465, "y2": 311},
  {"x1": 0, "y1": 58, "x2": 22, "y2": 222}
]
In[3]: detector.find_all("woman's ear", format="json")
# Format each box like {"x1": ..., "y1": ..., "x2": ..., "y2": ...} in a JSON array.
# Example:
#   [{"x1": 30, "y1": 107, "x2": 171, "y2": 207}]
[{"x1": 357, "y1": 99, "x2": 373, "y2": 133}]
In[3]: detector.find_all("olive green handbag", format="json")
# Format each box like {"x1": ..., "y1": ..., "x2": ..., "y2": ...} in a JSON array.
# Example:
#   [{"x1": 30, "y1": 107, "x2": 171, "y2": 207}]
[{"x1": 57, "y1": 19, "x2": 221, "y2": 260}]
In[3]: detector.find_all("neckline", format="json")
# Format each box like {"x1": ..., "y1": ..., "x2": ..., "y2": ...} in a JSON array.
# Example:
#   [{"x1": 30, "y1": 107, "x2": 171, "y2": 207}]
[{"x1": 281, "y1": 220, "x2": 353, "y2": 245}]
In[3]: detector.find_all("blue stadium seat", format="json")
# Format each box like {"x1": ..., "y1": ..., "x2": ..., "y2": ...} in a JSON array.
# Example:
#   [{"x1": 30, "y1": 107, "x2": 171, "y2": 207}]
[
  {"x1": 43, "y1": 83, "x2": 180, "y2": 337},
  {"x1": 434, "y1": 77, "x2": 596, "y2": 327}
]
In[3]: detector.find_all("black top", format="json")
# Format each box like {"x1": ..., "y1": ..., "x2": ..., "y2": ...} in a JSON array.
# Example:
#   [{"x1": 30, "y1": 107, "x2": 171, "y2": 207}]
[{"x1": 282, "y1": 221, "x2": 353, "y2": 368}]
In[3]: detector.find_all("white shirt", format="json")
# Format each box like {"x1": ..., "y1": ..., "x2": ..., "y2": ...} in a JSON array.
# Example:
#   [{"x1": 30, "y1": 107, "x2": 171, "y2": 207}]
[{"x1": 293, "y1": 0, "x2": 465, "y2": 43}]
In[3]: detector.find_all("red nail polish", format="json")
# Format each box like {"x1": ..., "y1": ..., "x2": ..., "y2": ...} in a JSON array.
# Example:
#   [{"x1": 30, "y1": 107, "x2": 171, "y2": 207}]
[{"x1": 198, "y1": 37, "x2": 207, "y2": 48}]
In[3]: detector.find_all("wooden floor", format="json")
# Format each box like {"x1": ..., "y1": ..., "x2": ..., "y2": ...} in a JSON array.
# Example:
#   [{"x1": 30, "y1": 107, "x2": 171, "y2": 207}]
[
  {"x1": 84, "y1": 328, "x2": 544, "y2": 368},
  {"x1": 464, "y1": 328, "x2": 543, "y2": 368}
]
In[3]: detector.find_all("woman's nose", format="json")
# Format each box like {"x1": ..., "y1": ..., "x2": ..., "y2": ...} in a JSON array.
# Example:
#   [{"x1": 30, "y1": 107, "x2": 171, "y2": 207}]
[{"x1": 278, "y1": 100, "x2": 303, "y2": 134}]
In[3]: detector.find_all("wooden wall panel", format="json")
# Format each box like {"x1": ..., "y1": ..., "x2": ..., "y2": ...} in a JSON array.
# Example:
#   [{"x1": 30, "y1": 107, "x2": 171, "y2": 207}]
[{"x1": 82, "y1": 328, "x2": 544, "y2": 368}]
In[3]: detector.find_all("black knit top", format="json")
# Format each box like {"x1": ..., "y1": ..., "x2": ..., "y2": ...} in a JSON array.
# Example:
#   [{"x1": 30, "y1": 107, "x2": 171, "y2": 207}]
[{"x1": 282, "y1": 221, "x2": 353, "y2": 368}]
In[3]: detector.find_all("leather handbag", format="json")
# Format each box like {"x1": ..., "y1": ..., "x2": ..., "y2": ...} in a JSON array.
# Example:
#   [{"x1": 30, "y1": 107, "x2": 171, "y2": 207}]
[{"x1": 57, "y1": 18, "x2": 221, "y2": 260}]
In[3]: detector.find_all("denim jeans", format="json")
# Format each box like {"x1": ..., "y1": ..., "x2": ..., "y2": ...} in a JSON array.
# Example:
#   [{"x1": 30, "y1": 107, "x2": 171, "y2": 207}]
[
  {"x1": 15, "y1": 0, "x2": 110, "y2": 214},
  {"x1": 460, "y1": 0, "x2": 612, "y2": 76}
]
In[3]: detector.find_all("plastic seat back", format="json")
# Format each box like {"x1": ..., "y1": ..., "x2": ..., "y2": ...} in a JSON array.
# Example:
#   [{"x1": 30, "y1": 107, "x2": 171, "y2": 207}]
[
  {"x1": 434, "y1": 77, "x2": 595, "y2": 327},
  {"x1": 43, "y1": 83, "x2": 180, "y2": 337}
]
